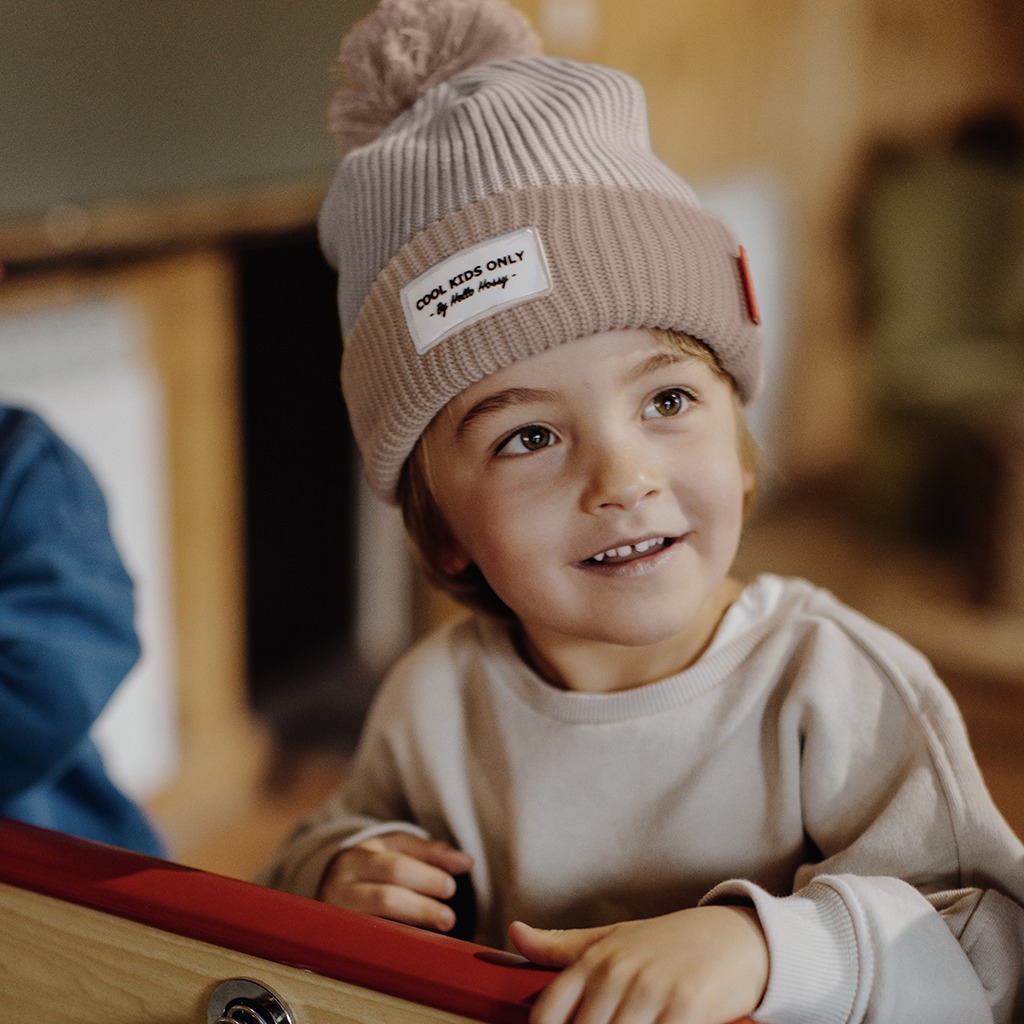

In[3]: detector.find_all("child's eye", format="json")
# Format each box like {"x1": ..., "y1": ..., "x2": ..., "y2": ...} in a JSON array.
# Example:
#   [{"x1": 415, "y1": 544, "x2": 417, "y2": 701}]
[
  {"x1": 643, "y1": 388, "x2": 693, "y2": 419},
  {"x1": 496, "y1": 424, "x2": 555, "y2": 456}
]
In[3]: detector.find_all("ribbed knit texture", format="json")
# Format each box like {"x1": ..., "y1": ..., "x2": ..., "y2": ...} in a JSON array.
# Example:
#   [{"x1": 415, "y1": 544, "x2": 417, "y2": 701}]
[
  {"x1": 344, "y1": 183, "x2": 758, "y2": 499},
  {"x1": 319, "y1": 53, "x2": 763, "y2": 502}
]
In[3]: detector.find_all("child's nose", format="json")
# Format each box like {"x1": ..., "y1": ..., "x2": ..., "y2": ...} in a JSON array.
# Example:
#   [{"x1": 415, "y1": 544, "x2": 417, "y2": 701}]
[{"x1": 580, "y1": 436, "x2": 661, "y2": 513}]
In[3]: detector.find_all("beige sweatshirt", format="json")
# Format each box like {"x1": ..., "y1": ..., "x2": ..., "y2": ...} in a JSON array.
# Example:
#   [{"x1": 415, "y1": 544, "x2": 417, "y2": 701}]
[{"x1": 259, "y1": 575, "x2": 1024, "y2": 1023}]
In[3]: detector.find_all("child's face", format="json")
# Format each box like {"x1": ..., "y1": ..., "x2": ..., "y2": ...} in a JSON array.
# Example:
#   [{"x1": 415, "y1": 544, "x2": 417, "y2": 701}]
[{"x1": 421, "y1": 328, "x2": 753, "y2": 684}]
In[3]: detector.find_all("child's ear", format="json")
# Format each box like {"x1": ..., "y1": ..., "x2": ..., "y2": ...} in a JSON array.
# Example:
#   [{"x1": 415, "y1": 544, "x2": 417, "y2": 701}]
[{"x1": 440, "y1": 542, "x2": 471, "y2": 577}]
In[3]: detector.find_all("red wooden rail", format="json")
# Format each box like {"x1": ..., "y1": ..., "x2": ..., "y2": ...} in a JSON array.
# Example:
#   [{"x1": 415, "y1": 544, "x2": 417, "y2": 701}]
[{"x1": 0, "y1": 816, "x2": 755, "y2": 1024}]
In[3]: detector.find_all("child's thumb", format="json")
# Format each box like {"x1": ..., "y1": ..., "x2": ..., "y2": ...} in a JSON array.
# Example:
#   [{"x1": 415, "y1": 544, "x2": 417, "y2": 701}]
[{"x1": 508, "y1": 920, "x2": 612, "y2": 968}]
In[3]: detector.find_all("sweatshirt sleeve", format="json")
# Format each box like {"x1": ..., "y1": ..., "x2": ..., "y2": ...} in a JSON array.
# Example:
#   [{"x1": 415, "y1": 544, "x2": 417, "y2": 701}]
[
  {"x1": 0, "y1": 409, "x2": 140, "y2": 801},
  {"x1": 704, "y1": 615, "x2": 1024, "y2": 1024}
]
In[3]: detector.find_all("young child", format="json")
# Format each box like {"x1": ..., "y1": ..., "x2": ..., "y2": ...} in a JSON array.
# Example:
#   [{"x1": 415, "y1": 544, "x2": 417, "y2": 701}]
[
  {"x1": 0, "y1": 403, "x2": 164, "y2": 856},
  {"x1": 259, "y1": 2, "x2": 1024, "y2": 1021}
]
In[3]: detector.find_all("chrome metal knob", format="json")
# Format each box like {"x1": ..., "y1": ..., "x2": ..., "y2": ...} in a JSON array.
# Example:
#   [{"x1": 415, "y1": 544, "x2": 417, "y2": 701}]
[{"x1": 208, "y1": 979, "x2": 294, "y2": 1024}]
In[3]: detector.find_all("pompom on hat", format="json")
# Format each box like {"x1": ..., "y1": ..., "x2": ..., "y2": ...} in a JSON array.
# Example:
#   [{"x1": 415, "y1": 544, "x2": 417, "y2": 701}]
[{"x1": 320, "y1": 0, "x2": 763, "y2": 503}]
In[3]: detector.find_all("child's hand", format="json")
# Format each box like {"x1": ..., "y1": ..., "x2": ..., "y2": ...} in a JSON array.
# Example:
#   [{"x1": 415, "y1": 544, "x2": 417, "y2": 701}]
[
  {"x1": 319, "y1": 832, "x2": 473, "y2": 933},
  {"x1": 509, "y1": 905, "x2": 768, "y2": 1024}
]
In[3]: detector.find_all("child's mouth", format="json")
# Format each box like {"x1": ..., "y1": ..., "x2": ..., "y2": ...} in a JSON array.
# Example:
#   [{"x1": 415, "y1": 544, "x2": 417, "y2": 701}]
[{"x1": 586, "y1": 537, "x2": 672, "y2": 565}]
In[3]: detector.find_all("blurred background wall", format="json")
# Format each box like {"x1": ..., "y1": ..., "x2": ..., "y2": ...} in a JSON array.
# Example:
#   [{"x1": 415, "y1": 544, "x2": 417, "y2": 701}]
[
  {"x1": 0, "y1": 0, "x2": 367, "y2": 219},
  {"x1": 0, "y1": 0, "x2": 1022, "y2": 868}
]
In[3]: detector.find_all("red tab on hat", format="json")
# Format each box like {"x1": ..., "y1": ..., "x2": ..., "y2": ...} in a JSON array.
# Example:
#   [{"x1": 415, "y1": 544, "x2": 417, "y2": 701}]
[{"x1": 736, "y1": 246, "x2": 761, "y2": 326}]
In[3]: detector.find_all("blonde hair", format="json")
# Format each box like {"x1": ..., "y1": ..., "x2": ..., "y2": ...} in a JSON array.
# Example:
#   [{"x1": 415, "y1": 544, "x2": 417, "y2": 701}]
[{"x1": 397, "y1": 330, "x2": 760, "y2": 618}]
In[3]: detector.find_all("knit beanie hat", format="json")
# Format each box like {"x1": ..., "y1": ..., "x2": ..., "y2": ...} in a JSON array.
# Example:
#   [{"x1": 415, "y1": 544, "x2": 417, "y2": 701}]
[{"x1": 320, "y1": 0, "x2": 763, "y2": 503}]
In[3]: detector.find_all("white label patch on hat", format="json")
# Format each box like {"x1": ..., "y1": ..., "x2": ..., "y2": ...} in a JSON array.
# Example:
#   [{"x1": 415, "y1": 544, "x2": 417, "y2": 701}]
[{"x1": 400, "y1": 227, "x2": 552, "y2": 356}]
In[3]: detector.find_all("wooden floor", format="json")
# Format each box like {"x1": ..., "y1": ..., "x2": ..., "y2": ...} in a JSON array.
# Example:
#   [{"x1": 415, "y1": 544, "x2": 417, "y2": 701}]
[{"x1": 951, "y1": 682, "x2": 1024, "y2": 840}]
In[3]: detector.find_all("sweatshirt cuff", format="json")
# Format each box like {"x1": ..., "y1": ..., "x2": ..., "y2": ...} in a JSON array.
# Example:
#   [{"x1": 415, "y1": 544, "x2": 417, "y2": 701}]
[{"x1": 702, "y1": 878, "x2": 868, "y2": 1024}]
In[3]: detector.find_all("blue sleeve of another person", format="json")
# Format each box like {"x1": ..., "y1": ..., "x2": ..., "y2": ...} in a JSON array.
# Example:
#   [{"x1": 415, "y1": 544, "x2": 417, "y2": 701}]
[{"x1": 0, "y1": 404, "x2": 164, "y2": 856}]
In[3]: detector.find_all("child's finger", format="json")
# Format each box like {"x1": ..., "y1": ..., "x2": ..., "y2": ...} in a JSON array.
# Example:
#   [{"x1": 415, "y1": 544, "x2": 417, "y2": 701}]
[
  {"x1": 509, "y1": 920, "x2": 613, "y2": 967},
  {"x1": 381, "y1": 832, "x2": 474, "y2": 875},
  {"x1": 344, "y1": 880, "x2": 457, "y2": 932},
  {"x1": 319, "y1": 833, "x2": 476, "y2": 933},
  {"x1": 525, "y1": 960, "x2": 587, "y2": 1024},
  {"x1": 335, "y1": 841, "x2": 459, "y2": 900},
  {"x1": 510, "y1": 922, "x2": 620, "y2": 1024},
  {"x1": 573, "y1": 963, "x2": 675, "y2": 1024}
]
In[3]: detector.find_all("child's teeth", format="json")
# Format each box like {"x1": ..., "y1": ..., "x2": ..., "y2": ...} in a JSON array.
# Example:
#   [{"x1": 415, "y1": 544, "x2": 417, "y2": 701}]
[{"x1": 592, "y1": 538, "x2": 665, "y2": 563}]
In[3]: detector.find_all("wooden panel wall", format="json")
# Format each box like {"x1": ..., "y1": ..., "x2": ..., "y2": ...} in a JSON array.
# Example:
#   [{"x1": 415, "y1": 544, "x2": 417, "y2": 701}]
[
  {"x1": 122, "y1": 253, "x2": 271, "y2": 849},
  {"x1": 518, "y1": 0, "x2": 1024, "y2": 477},
  {"x1": 0, "y1": 255, "x2": 268, "y2": 851}
]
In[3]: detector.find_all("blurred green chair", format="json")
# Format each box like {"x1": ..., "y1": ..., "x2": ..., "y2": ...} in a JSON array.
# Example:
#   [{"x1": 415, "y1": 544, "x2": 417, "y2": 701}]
[{"x1": 853, "y1": 117, "x2": 1024, "y2": 606}]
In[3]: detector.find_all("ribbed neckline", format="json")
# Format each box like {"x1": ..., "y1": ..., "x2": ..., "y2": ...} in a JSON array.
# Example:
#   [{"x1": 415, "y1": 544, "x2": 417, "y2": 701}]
[{"x1": 476, "y1": 574, "x2": 809, "y2": 725}]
